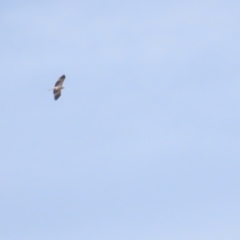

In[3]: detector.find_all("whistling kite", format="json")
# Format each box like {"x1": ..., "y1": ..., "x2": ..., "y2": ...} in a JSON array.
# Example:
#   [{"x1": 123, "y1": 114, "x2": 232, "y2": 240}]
[{"x1": 51, "y1": 75, "x2": 66, "y2": 100}]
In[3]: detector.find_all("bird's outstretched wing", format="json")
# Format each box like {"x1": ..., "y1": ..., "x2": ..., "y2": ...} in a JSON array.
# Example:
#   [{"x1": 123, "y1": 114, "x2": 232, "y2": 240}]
[
  {"x1": 54, "y1": 89, "x2": 61, "y2": 100},
  {"x1": 55, "y1": 75, "x2": 65, "y2": 87}
]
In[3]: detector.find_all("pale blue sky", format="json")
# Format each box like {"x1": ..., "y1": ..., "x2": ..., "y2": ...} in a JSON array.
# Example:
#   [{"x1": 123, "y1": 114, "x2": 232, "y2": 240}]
[{"x1": 1, "y1": 1, "x2": 240, "y2": 239}]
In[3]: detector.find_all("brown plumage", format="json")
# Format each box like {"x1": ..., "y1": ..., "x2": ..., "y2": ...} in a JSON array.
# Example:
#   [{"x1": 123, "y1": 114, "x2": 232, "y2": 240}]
[{"x1": 52, "y1": 75, "x2": 66, "y2": 100}]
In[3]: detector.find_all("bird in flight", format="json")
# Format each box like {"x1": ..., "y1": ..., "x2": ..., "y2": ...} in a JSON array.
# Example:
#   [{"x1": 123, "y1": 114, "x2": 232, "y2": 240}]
[{"x1": 50, "y1": 75, "x2": 66, "y2": 100}]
